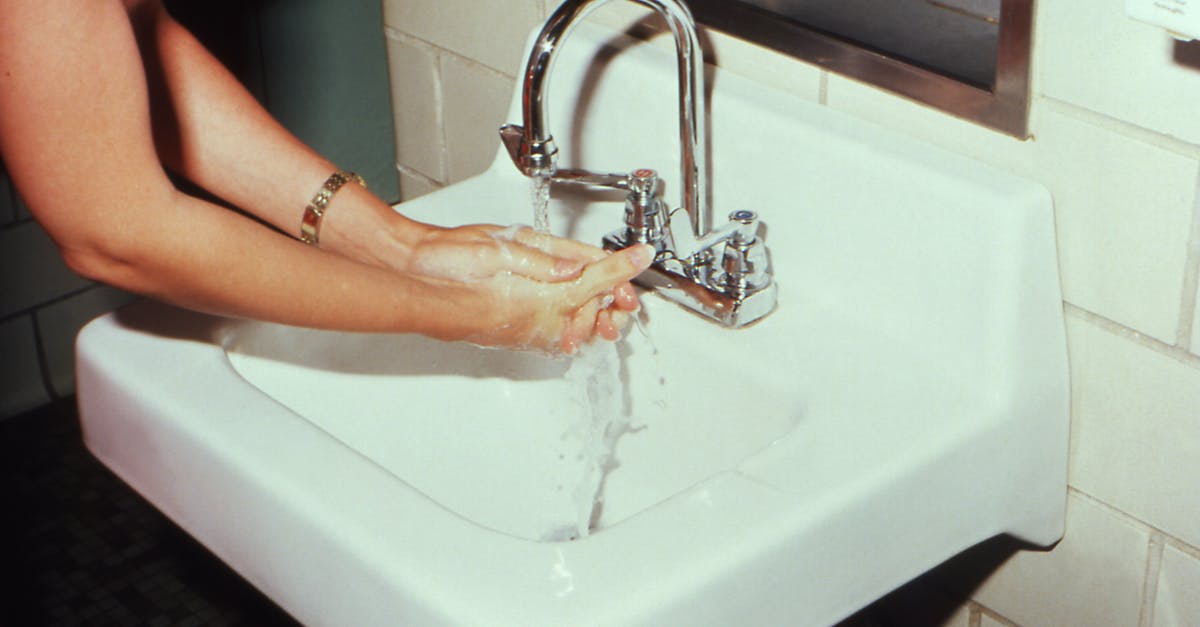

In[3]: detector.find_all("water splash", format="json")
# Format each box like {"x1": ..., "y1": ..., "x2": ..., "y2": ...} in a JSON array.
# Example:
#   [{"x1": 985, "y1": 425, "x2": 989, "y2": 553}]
[{"x1": 561, "y1": 341, "x2": 629, "y2": 539}]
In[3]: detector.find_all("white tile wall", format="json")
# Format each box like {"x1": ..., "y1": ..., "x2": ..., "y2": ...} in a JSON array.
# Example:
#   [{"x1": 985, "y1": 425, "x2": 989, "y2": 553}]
[
  {"x1": 381, "y1": 0, "x2": 544, "y2": 77},
  {"x1": 385, "y1": 33, "x2": 445, "y2": 183},
  {"x1": 1038, "y1": 0, "x2": 1200, "y2": 145},
  {"x1": 386, "y1": 1, "x2": 1200, "y2": 623},
  {"x1": 397, "y1": 167, "x2": 440, "y2": 202},
  {"x1": 440, "y1": 54, "x2": 514, "y2": 183},
  {"x1": 1154, "y1": 544, "x2": 1200, "y2": 627},
  {"x1": 1040, "y1": 112, "x2": 1197, "y2": 343},
  {"x1": 966, "y1": 493, "x2": 1150, "y2": 627},
  {"x1": 828, "y1": 83, "x2": 1198, "y2": 344},
  {"x1": 1067, "y1": 314, "x2": 1200, "y2": 547}
]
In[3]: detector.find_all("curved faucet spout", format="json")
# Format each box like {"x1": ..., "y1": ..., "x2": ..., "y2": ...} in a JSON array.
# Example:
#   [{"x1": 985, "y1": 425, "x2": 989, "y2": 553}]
[{"x1": 517, "y1": 0, "x2": 709, "y2": 238}]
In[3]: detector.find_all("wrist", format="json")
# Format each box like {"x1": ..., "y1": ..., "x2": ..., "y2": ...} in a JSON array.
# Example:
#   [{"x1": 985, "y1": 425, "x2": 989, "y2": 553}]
[{"x1": 318, "y1": 183, "x2": 432, "y2": 271}]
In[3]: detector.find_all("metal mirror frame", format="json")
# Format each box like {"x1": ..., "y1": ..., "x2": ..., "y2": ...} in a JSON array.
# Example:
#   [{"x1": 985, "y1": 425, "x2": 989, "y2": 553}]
[{"x1": 688, "y1": 0, "x2": 1034, "y2": 138}]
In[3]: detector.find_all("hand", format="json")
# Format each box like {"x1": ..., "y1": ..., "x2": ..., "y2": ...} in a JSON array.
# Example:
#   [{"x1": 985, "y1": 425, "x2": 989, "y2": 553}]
[
  {"x1": 407, "y1": 223, "x2": 644, "y2": 329},
  {"x1": 407, "y1": 224, "x2": 589, "y2": 281},
  {"x1": 441, "y1": 241, "x2": 654, "y2": 354},
  {"x1": 323, "y1": 205, "x2": 647, "y2": 352}
]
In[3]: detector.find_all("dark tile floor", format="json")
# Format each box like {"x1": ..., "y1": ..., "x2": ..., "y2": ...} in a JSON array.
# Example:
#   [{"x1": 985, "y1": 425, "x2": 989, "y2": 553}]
[{"x1": 0, "y1": 398, "x2": 299, "y2": 627}]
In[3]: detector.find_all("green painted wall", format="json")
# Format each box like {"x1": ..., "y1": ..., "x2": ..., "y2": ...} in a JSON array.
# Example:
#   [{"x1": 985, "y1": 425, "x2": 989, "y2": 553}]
[{"x1": 170, "y1": 0, "x2": 399, "y2": 201}]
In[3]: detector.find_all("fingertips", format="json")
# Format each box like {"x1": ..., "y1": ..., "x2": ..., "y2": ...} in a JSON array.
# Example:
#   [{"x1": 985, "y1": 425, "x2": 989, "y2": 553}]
[
  {"x1": 599, "y1": 309, "x2": 631, "y2": 340},
  {"x1": 562, "y1": 297, "x2": 601, "y2": 354},
  {"x1": 613, "y1": 283, "x2": 640, "y2": 311}
]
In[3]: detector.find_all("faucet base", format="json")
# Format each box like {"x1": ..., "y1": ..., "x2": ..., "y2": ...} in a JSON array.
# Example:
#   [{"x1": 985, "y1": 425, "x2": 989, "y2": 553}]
[{"x1": 603, "y1": 233, "x2": 778, "y2": 328}]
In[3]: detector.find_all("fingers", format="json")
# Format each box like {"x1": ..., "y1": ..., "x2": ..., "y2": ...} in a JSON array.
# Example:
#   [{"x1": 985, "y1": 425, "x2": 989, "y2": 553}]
[
  {"x1": 488, "y1": 241, "x2": 585, "y2": 282},
  {"x1": 612, "y1": 283, "x2": 639, "y2": 311},
  {"x1": 597, "y1": 308, "x2": 630, "y2": 341},
  {"x1": 512, "y1": 227, "x2": 608, "y2": 263},
  {"x1": 556, "y1": 245, "x2": 650, "y2": 353},
  {"x1": 569, "y1": 244, "x2": 653, "y2": 304},
  {"x1": 410, "y1": 225, "x2": 588, "y2": 282},
  {"x1": 490, "y1": 227, "x2": 652, "y2": 294},
  {"x1": 562, "y1": 294, "x2": 601, "y2": 354}
]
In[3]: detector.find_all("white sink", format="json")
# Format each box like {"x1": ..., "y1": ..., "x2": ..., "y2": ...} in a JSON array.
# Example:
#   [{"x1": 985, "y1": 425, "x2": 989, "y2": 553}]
[{"x1": 76, "y1": 21, "x2": 1068, "y2": 627}]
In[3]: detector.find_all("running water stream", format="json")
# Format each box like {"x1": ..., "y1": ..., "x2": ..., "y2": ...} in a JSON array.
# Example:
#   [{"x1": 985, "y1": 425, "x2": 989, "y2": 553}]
[
  {"x1": 531, "y1": 174, "x2": 640, "y2": 541},
  {"x1": 530, "y1": 173, "x2": 551, "y2": 233}
]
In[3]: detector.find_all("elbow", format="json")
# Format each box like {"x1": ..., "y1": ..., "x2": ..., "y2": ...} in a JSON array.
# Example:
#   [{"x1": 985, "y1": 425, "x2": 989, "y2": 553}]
[
  {"x1": 33, "y1": 184, "x2": 182, "y2": 298},
  {"x1": 59, "y1": 245, "x2": 111, "y2": 283},
  {"x1": 57, "y1": 237, "x2": 149, "y2": 294}
]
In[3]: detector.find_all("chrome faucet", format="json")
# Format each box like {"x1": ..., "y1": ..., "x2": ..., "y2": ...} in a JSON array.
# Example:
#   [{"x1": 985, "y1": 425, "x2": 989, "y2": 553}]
[{"x1": 499, "y1": 0, "x2": 777, "y2": 327}]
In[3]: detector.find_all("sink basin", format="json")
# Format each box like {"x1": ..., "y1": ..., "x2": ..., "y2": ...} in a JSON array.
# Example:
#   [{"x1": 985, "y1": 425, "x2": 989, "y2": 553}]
[
  {"x1": 222, "y1": 308, "x2": 801, "y2": 542},
  {"x1": 76, "y1": 21, "x2": 1068, "y2": 627}
]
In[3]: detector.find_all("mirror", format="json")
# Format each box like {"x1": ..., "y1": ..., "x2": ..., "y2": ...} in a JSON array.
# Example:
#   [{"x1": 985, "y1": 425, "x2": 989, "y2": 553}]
[{"x1": 688, "y1": 0, "x2": 1033, "y2": 138}]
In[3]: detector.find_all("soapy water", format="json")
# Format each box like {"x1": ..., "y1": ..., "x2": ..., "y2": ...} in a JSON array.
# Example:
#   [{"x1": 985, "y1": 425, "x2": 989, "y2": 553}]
[
  {"x1": 491, "y1": 223, "x2": 526, "y2": 241},
  {"x1": 539, "y1": 314, "x2": 664, "y2": 542},
  {"x1": 540, "y1": 341, "x2": 627, "y2": 541}
]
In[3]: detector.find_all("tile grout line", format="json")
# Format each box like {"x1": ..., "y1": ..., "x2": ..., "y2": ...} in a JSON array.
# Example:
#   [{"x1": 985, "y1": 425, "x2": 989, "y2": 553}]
[
  {"x1": 1064, "y1": 302, "x2": 1200, "y2": 369},
  {"x1": 28, "y1": 311, "x2": 57, "y2": 402},
  {"x1": 1174, "y1": 163, "x2": 1200, "y2": 350},
  {"x1": 0, "y1": 283, "x2": 99, "y2": 328},
  {"x1": 976, "y1": 602, "x2": 1021, "y2": 626},
  {"x1": 382, "y1": 26, "x2": 516, "y2": 83},
  {"x1": 1164, "y1": 534, "x2": 1200, "y2": 561},
  {"x1": 967, "y1": 602, "x2": 982, "y2": 627},
  {"x1": 1068, "y1": 486, "x2": 1200, "y2": 558},
  {"x1": 1137, "y1": 532, "x2": 1165, "y2": 627},
  {"x1": 1041, "y1": 96, "x2": 1200, "y2": 160},
  {"x1": 395, "y1": 163, "x2": 443, "y2": 190},
  {"x1": 432, "y1": 45, "x2": 449, "y2": 187}
]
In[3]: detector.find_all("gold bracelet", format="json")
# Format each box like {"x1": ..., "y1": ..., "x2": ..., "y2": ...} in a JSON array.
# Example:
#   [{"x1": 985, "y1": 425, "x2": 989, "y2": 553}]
[{"x1": 299, "y1": 170, "x2": 367, "y2": 246}]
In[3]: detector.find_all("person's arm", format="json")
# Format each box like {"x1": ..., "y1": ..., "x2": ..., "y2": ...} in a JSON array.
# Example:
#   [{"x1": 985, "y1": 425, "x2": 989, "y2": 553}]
[
  {"x1": 0, "y1": 0, "x2": 649, "y2": 352},
  {"x1": 126, "y1": 0, "x2": 638, "y2": 298},
  {"x1": 126, "y1": 0, "x2": 641, "y2": 333},
  {"x1": 126, "y1": 0, "x2": 399, "y2": 258}
]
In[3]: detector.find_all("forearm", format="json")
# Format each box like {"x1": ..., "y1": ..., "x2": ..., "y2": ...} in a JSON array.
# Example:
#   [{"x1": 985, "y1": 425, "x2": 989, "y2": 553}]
[
  {"x1": 132, "y1": 1, "x2": 423, "y2": 259},
  {"x1": 99, "y1": 190, "x2": 483, "y2": 338},
  {"x1": 0, "y1": 0, "x2": 455, "y2": 336},
  {"x1": 0, "y1": 0, "x2": 647, "y2": 353}
]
